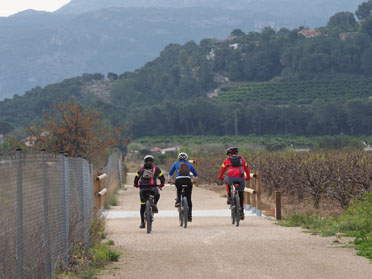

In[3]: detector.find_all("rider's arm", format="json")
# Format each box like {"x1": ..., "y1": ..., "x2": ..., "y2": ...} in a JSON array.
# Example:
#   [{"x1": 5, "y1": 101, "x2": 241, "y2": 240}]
[
  {"x1": 218, "y1": 159, "x2": 228, "y2": 180},
  {"x1": 242, "y1": 158, "x2": 250, "y2": 180},
  {"x1": 156, "y1": 167, "x2": 165, "y2": 184},
  {"x1": 189, "y1": 163, "x2": 198, "y2": 177},
  {"x1": 134, "y1": 170, "x2": 141, "y2": 185},
  {"x1": 168, "y1": 162, "x2": 177, "y2": 178}
]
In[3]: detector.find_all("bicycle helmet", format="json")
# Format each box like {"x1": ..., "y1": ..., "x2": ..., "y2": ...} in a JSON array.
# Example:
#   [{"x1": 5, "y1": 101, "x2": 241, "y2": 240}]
[
  {"x1": 226, "y1": 147, "x2": 238, "y2": 155},
  {"x1": 178, "y1": 152, "x2": 188, "y2": 161},
  {"x1": 143, "y1": 155, "x2": 154, "y2": 162}
]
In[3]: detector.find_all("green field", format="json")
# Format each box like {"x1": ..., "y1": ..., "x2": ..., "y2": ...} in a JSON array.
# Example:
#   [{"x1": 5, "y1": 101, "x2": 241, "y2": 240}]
[{"x1": 216, "y1": 79, "x2": 372, "y2": 105}]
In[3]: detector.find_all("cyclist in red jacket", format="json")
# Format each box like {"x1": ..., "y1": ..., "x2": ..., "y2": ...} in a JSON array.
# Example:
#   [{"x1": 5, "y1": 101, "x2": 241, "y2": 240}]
[{"x1": 218, "y1": 147, "x2": 250, "y2": 220}]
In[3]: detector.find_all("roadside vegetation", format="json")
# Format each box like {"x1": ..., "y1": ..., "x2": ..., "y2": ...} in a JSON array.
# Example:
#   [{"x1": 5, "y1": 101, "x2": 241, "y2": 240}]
[
  {"x1": 57, "y1": 217, "x2": 120, "y2": 279},
  {"x1": 279, "y1": 192, "x2": 372, "y2": 260}
]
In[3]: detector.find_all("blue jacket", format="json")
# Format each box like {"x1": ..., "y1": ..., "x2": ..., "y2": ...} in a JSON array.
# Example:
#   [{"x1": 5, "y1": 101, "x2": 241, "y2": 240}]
[{"x1": 169, "y1": 160, "x2": 198, "y2": 179}]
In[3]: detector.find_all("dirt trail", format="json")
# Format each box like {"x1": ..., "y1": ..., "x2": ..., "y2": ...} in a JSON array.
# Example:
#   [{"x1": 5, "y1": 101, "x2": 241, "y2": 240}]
[{"x1": 99, "y1": 174, "x2": 372, "y2": 279}]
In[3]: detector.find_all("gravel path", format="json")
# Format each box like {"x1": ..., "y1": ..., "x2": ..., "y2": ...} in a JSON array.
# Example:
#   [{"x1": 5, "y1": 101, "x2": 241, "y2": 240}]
[{"x1": 99, "y1": 174, "x2": 372, "y2": 279}]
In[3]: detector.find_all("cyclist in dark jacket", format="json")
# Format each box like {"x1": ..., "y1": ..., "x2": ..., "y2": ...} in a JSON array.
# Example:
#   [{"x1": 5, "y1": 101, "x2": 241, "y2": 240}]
[
  {"x1": 134, "y1": 155, "x2": 165, "y2": 229},
  {"x1": 218, "y1": 147, "x2": 250, "y2": 220},
  {"x1": 168, "y1": 152, "x2": 198, "y2": 222}
]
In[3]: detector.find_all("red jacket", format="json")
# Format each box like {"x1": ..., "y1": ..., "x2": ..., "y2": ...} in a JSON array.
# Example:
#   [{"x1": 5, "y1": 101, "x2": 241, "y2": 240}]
[{"x1": 218, "y1": 156, "x2": 250, "y2": 180}]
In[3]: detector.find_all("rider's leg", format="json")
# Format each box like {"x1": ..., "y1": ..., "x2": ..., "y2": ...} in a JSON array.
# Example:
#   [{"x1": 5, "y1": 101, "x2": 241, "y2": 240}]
[
  {"x1": 185, "y1": 179, "x2": 193, "y2": 218},
  {"x1": 238, "y1": 191, "x2": 244, "y2": 210},
  {"x1": 139, "y1": 189, "x2": 146, "y2": 227},
  {"x1": 174, "y1": 179, "x2": 182, "y2": 207},
  {"x1": 154, "y1": 193, "x2": 160, "y2": 204},
  {"x1": 152, "y1": 189, "x2": 160, "y2": 213},
  {"x1": 140, "y1": 202, "x2": 146, "y2": 223},
  {"x1": 225, "y1": 177, "x2": 232, "y2": 204},
  {"x1": 238, "y1": 178, "x2": 246, "y2": 219}
]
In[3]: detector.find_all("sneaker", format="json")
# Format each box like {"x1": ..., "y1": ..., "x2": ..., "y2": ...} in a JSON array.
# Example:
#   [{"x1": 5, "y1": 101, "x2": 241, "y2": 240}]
[
  {"x1": 139, "y1": 222, "x2": 145, "y2": 229},
  {"x1": 152, "y1": 204, "x2": 158, "y2": 213},
  {"x1": 240, "y1": 211, "x2": 245, "y2": 220},
  {"x1": 226, "y1": 197, "x2": 232, "y2": 205},
  {"x1": 188, "y1": 216, "x2": 192, "y2": 222},
  {"x1": 175, "y1": 199, "x2": 180, "y2": 207}
]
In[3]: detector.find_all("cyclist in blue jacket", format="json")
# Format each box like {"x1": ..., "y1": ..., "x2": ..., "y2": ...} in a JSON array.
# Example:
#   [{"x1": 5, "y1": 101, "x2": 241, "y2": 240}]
[{"x1": 168, "y1": 152, "x2": 198, "y2": 221}]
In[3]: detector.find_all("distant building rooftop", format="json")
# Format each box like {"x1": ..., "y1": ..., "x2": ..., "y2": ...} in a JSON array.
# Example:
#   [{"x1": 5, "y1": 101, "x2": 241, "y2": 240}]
[{"x1": 298, "y1": 29, "x2": 321, "y2": 38}]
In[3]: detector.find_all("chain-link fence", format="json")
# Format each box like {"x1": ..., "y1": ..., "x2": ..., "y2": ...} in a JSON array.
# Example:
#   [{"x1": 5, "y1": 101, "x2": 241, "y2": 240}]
[
  {"x1": 104, "y1": 152, "x2": 123, "y2": 200},
  {"x1": 0, "y1": 150, "x2": 94, "y2": 279}
]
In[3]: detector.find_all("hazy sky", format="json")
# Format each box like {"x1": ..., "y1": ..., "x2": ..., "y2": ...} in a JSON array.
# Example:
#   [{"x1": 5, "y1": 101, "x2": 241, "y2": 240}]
[{"x1": 0, "y1": 0, "x2": 71, "y2": 17}]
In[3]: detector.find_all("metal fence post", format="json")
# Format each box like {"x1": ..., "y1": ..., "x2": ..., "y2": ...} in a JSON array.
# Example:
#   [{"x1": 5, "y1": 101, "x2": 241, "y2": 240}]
[
  {"x1": 82, "y1": 160, "x2": 89, "y2": 244},
  {"x1": 64, "y1": 154, "x2": 70, "y2": 262},
  {"x1": 16, "y1": 149, "x2": 24, "y2": 279},
  {"x1": 118, "y1": 153, "x2": 123, "y2": 188},
  {"x1": 78, "y1": 157, "x2": 85, "y2": 243},
  {"x1": 42, "y1": 150, "x2": 52, "y2": 279},
  {"x1": 89, "y1": 162, "x2": 94, "y2": 214},
  {"x1": 60, "y1": 153, "x2": 69, "y2": 267}
]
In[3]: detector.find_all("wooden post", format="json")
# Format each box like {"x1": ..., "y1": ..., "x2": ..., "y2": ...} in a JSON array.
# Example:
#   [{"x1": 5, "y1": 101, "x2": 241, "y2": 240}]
[
  {"x1": 275, "y1": 191, "x2": 282, "y2": 220},
  {"x1": 251, "y1": 173, "x2": 257, "y2": 213},
  {"x1": 245, "y1": 177, "x2": 251, "y2": 210},
  {"x1": 244, "y1": 186, "x2": 249, "y2": 210},
  {"x1": 256, "y1": 171, "x2": 262, "y2": 216},
  {"x1": 93, "y1": 177, "x2": 100, "y2": 214},
  {"x1": 98, "y1": 178, "x2": 103, "y2": 209}
]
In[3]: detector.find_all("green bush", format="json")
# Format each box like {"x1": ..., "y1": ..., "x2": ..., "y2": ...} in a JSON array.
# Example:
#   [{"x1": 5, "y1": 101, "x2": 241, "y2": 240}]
[
  {"x1": 91, "y1": 244, "x2": 120, "y2": 267},
  {"x1": 338, "y1": 193, "x2": 372, "y2": 235},
  {"x1": 279, "y1": 192, "x2": 372, "y2": 260},
  {"x1": 355, "y1": 232, "x2": 372, "y2": 260}
]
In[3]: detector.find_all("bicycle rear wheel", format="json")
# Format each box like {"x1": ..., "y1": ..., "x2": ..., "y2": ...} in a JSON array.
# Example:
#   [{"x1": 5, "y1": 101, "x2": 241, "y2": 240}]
[
  {"x1": 231, "y1": 204, "x2": 235, "y2": 225},
  {"x1": 231, "y1": 193, "x2": 235, "y2": 225},
  {"x1": 146, "y1": 200, "x2": 152, "y2": 233},
  {"x1": 179, "y1": 205, "x2": 183, "y2": 227},
  {"x1": 183, "y1": 197, "x2": 188, "y2": 228},
  {"x1": 234, "y1": 195, "x2": 240, "y2": 227}
]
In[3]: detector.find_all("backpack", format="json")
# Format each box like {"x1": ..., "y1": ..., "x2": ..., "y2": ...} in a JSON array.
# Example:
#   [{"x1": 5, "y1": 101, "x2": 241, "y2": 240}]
[
  {"x1": 229, "y1": 156, "x2": 242, "y2": 167},
  {"x1": 142, "y1": 166, "x2": 156, "y2": 179},
  {"x1": 228, "y1": 156, "x2": 244, "y2": 177},
  {"x1": 178, "y1": 162, "x2": 190, "y2": 176}
]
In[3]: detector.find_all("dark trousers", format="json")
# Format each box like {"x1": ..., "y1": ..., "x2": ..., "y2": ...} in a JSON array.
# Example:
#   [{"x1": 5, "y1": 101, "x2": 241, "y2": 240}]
[
  {"x1": 139, "y1": 188, "x2": 160, "y2": 223},
  {"x1": 175, "y1": 178, "x2": 193, "y2": 217},
  {"x1": 225, "y1": 177, "x2": 245, "y2": 212}
]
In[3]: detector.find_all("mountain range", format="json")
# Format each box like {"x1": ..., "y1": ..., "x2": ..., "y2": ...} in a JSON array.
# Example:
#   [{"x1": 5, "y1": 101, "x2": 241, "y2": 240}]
[{"x1": 0, "y1": 0, "x2": 362, "y2": 100}]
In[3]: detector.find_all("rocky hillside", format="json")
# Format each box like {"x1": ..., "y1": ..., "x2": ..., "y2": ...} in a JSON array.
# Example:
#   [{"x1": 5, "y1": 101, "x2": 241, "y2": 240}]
[
  {"x1": 57, "y1": 0, "x2": 361, "y2": 16},
  {"x1": 0, "y1": 0, "x2": 362, "y2": 100}
]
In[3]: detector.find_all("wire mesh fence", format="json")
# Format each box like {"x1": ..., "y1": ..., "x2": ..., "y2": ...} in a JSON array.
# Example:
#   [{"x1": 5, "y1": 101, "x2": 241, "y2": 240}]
[
  {"x1": 0, "y1": 150, "x2": 94, "y2": 279},
  {"x1": 104, "y1": 152, "x2": 123, "y2": 200}
]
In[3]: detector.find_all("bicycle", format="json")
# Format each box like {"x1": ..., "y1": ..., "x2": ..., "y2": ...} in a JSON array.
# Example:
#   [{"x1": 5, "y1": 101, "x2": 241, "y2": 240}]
[
  {"x1": 143, "y1": 187, "x2": 161, "y2": 234},
  {"x1": 230, "y1": 183, "x2": 241, "y2": 227},
  {"x1": 178, "y1": 184, "x2": 189, "y2": 228},
  {"x1": 170, "y1": 180, "x2": 192, "y2": 228}
]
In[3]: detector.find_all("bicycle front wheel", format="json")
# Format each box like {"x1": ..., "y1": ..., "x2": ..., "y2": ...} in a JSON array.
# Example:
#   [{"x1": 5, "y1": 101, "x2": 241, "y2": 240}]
[
  {"x1": 146, "y1": 200, "x2": 152, "y2": 233},
  {"x1": 183, "y1": 197, "x2": 188, "y2": 228},
  {"x1": 234, "y1": 195, "x2": 240, "y2": 227}
]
